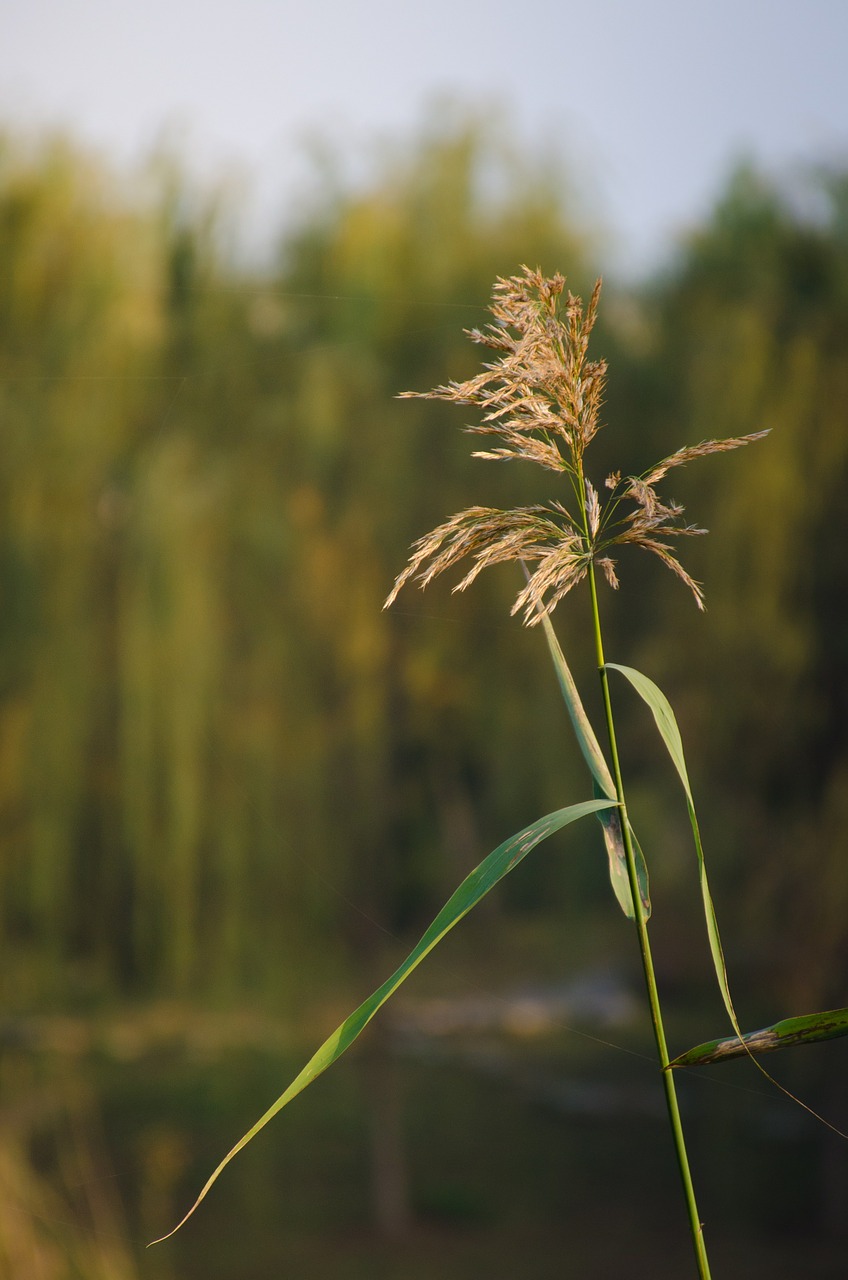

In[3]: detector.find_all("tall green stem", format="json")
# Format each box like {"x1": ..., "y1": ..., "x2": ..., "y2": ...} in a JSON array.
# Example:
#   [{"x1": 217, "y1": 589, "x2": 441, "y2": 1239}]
[{"x1": 585, "y1": 559, "x2": 712, "y2": 1279}]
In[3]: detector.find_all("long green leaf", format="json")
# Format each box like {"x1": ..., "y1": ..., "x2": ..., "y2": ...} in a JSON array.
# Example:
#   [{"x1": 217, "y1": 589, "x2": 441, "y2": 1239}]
[
  {"x1": 671, "y1": 1007, "x2": 848, "y2": 1068},
  {"x1": 606, "y1": 664, "x2": 692, "y2": 801},
  {"x1": 605, "y1": 663, "x2": 734, "y2": 1028},
  {"x1": 152, "y1": 798, "x2": 615, "y2": 1243},
  {"x1": 607, "y1": 663, "x2": 848, "y2": 1139},
  {"x1": 537, "y1": 610, "x2": 614, "y2": 795},
  {"x1": 537, "y1": 611, "x2": 649, "y2": 920}
]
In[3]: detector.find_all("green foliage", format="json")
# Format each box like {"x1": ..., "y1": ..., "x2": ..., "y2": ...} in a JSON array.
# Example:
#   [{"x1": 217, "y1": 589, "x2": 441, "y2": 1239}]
[
  {"x1": 4, "y1": 124, "x2": 847, "y2": 1273},
  {"x1": 1, "y1": 125, "x2": 847, "y2": 1030},
  {"x1": 607, "y1": 663, "x2": 738, "y2": 1038},
  {"x1": 0, "y1": 121, "x2": 594, "y2": 1003},
  {"x1": 153, "y1": 798, "x2": 614, "y2": 1240},
  {"x1": 536, "y1": 608, "x2": 650, "y2": 919},
  {"x1": 671, "y1": 1006, "x2": 848, "y2": 1068},
  {"x1": 633, "y1": 162, "x2": 848, "y2": 1007}
]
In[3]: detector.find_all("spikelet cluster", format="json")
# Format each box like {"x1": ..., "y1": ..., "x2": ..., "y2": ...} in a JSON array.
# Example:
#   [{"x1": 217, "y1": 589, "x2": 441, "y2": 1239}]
[{"x1": 385, "y1": 267, "x2": 766, "y2": 622}]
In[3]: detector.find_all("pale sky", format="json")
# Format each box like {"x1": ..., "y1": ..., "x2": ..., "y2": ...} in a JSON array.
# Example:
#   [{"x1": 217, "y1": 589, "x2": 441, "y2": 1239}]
[{"x1": 2, "y1": 0, "x2": 847, "y2": 275}]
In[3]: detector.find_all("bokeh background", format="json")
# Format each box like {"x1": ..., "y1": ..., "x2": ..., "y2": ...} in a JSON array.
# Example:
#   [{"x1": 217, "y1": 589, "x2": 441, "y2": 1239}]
[{"x1": 2, "y1": 3, "x2": 848, "y2": 1277}]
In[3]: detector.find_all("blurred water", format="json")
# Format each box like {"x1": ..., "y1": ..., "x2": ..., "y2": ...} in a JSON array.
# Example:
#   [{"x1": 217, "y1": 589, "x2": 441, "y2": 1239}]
[{"x1": 1, "y1": 998, "x2": 845, "y2": 1279}]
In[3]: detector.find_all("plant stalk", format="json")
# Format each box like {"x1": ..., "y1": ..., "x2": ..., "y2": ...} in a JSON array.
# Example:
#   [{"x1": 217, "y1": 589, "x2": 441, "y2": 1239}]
[{"x1": 586, "y1": 562, "x2": 712, "y2": 1280}]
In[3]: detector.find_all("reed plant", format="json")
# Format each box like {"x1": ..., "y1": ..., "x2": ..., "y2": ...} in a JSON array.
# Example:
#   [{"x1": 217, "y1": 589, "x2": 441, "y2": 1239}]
[{"x1": 157, "y1": 268, "x2": 848, "y2": 1275}]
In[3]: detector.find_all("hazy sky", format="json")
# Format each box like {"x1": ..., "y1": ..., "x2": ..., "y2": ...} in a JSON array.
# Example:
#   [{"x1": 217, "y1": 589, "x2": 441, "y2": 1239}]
[{"x1": 2, "y1": 0, "x2": 847, "y2": 274}]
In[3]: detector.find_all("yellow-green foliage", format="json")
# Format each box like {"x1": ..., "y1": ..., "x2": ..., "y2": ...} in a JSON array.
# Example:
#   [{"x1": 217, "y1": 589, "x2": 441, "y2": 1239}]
[
  {"x1": 0, "y1": 122, "x2": 592, "y2": 1003},
  {"x1": 631, "y1": 165, "x2": 848, "y2": 1005},
  {"x1": 2, "y1": 129, "x2": 847, "y2": 1011}
]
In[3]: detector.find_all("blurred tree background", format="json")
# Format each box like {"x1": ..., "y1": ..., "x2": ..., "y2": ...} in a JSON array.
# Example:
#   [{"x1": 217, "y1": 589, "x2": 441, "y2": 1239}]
[
  {"x1": 0, "y1": 113, "x2": 601, "y2": 1008},
  {"x1": 1, "y1": 111, "x2": 847, "y2": 1276}
]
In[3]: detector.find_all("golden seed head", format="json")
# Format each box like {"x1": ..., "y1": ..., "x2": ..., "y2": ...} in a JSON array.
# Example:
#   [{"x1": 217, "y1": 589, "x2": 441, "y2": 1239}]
[{"x1": 386, "y1": 267, "x2": 768, "y2": 621}]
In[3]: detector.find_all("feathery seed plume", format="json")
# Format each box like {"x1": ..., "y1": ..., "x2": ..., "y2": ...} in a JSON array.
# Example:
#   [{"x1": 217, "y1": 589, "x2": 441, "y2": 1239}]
[{"x1": 385, "y1": 267, "x2": 768, "y2": 621}]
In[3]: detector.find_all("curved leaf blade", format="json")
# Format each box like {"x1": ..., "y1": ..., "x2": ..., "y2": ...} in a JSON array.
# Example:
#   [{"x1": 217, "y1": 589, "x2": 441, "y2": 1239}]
[
  {"x1": 537, "y1": 610, "x2": 649, "y2": 919},
  {"x1": 605, "y1": 663, "x2": 692, "y2": 802},
  {"x1": 595, "y1": 788, "x2": 651, "y2": 920},
  {"x1": 537, "y1": 609, "x2": 614, "y2": 796},
  {"x1": 624, "y1": 820, "x2": 651, "y2": 918},
  {"x1": 671, "y1": 1007, "x2": 848, "y2": 1068},
  {"x1": 152, "y1": 797, "x2": 615, "y2": 1243},
  {"x1": 605, "y1": 663, "x2": 733, "y2": 1024},
  {"x1": 607, "y1": 664, "x2": 848, "y2": 1138}
]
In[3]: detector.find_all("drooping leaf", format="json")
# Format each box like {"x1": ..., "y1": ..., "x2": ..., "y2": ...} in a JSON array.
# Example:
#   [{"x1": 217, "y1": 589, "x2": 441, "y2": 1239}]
[
  {"x1": 537, "y1": 609, "x2": 614, "y2": 795},
  {"x1": 605, "y1": 663, "x2": 734, "y2": 1027},
  {"x1": 607, "y1": 663, "x2": 848, "y2": 1139},
  {"x1": 594, "y1": 786, "x2": 651, "y2": 920},
  {"x1": 623, "y1": 820, "x2": 651, "y2": 919},
  {"x1": 671, "y1": 1007, "x2": 848, "y2": 1068},
  {"x1": 537, "y1": 611, "x2": 650, "y2": 919},
  {"x1": 152, "y1": 797, "x2": 615, "y2": 1243}
]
